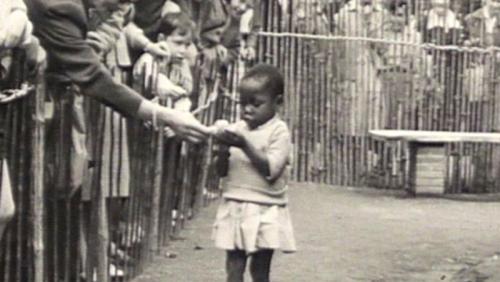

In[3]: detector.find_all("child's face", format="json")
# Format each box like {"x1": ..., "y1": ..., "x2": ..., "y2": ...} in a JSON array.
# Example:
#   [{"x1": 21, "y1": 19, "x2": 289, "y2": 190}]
[
  {"x1": 229, "y1": 0, "x2": 249, "y2": 17},
  {"x1": 161, "y1": 29, "x2": 192, "y2": 64},
  {"x1": 201, "y1": 26, "x2": 225, "y2": 46},
  {"x1": 239, "y1": 79, "x2": 279, "y2": 129}
]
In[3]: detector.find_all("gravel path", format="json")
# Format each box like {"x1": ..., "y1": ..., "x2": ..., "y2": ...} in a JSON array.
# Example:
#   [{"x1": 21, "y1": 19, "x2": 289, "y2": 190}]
[{"x1": 133, "y1": 183, "x2": 500, "y2": 282}]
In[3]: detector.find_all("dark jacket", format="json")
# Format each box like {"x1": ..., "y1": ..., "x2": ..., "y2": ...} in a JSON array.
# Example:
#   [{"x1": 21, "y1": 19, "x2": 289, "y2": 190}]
[{"x1": 25, "y1": 0, "x2": 143, "y2": 116}]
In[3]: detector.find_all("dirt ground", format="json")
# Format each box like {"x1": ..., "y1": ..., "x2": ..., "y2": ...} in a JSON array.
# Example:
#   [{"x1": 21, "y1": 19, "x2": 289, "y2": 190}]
[{"x1": 133, "y1": 183, "x2": 500, "y2": 282}]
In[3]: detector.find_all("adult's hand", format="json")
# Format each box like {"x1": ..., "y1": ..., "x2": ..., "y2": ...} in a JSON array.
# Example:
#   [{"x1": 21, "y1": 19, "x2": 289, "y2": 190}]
[
  {"x1": 159, "y1": 108, "x2": 210, "y2": 143},
  {"x1": 144, "y1": 41, "x2": 170, "y2": 59}
]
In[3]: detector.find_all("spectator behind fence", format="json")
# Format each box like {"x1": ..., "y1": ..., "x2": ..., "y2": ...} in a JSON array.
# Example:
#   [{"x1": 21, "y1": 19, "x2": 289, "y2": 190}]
[
  {"x1": 333, "y1": 0, "x2": 389, "y2": 134},
  {"x1": 418, "y1": 0, "x2": 464, "y2": 130},
  {"x1": 25, "y1": 0, "x2": 209, "y2": 143},
  {"x1": 199, "y1": 0, "x2": 260, "y2": 68},
  {"x1": 419, "y1": 0, "x2": 463, "y2": 45},
  {"x1": 371, "y1": 0, "x2": 429, "y2": 130},
  {"x1": 222, "y1": 0, "x2": 261, "y2": 62},
  {"x1": 211, "y1": 64, "x2": 296, "y2": 282},
  {"x1": 0, "y1": 0, "x2": 46, "y2": 242},
  {"x1": 463, "y1": 0, "x2": 500, "y2": 107},
  {"x1": 463, "y1": 0, "x2": 500, "y2": 187},
  {"x1": 86, "y1": 2, "x2": 171, "y2": 63},
  {"x1": 133, "y1": 11, "x2": 195, "y2": 121}
]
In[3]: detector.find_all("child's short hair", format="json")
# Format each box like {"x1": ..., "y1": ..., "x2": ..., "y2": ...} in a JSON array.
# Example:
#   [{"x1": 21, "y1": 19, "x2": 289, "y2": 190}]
[
  {"x1": 239, "y1": 63, "x2": 284, "y2": 98},
  {"x1": 158, "y1": 12, "x2": 195, "y2": 39}
]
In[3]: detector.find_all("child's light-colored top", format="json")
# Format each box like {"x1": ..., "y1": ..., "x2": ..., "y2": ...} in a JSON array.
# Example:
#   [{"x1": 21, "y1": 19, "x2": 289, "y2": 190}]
[
  {"x1": 0, "y1": 0, "x2": 32, "y2": 47},
  {"x1": 222, "y1": 115, "x2": 291, "y2": 205}
]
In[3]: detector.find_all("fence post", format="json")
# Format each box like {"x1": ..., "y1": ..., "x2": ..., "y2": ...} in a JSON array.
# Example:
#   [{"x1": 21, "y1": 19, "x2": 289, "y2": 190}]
[
  {"x1": 193, "y1": 136, "x2": 213, "y2": 216},
  {"x1": 31, "y1": 65, "x2": 46, "y2": 282},
  {"x1": 89, "y1": 104, "x2": 109, "y2": 282},
  {"x1": 149, "y1": 127, "x2": 165, "y2": 256}
]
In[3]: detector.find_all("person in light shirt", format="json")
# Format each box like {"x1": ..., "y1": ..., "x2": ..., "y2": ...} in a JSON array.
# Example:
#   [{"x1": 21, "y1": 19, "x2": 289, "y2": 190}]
[{"x1": 212, "y1": 64, "x2": 296, "y2": 282}]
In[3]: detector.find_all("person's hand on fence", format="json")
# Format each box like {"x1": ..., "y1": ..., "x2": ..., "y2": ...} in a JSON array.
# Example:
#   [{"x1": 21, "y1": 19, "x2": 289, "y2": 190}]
[
  {"x1": 157, "y1": 74, "x2": 187, "y2": 99},
  {"x1": 164, "y1": 127, "x2": 176, "y2": 138},
  {"x1": 144, "y1": 41, "x2": 171, "y2": 59},
  {"x1": 202, "y1": 44, "x2": 228, "y2": 64},
  {"x1": 241, "y1": 46, "x2": 256, "y2": 61},
  {"x1": 1, "y1": 10, "x2": 29, "y2": 49},
  {"x1": 216, "y1": 45, "x2": 228, "y2": 61},
  {"x1": 0, "y1": 83, "x2": 33, "y2": 104},
  {"x1": 24, "y1": 37, "x2": 47, "y2": 74}
]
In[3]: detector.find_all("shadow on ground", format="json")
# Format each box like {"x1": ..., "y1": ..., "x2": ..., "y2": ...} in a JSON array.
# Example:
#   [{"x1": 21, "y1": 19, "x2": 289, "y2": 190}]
[{"x1": 133, "y1": 183, "x2": 500, "y2": 282}]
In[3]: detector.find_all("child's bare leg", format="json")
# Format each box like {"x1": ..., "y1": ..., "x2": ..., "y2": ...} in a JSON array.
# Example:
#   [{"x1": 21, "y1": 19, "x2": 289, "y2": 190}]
[
  {"x1": 249, "y1": 249, "x2": 274, "y2": 282},
  {"x1": 226, "y1": 250, "x2": 247, "y2": 282}
]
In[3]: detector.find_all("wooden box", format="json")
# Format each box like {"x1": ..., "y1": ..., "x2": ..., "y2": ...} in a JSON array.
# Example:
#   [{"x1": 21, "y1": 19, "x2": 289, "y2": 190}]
[{"x1": 409, "y1": 143, "x2": 446, "y2": 195}]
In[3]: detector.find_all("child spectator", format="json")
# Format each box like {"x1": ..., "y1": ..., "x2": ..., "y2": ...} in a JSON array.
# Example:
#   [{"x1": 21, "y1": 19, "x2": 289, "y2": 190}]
[
  {"x1": 419, "y1": 0, "x2": 463, "y2": 45},
  {"x1": 222, "y1": 0, "x2": 261, "y2": 62},
  {"x1": 133, "y1": 11, "x2": 195, "y2": 114},
  {"x1": 211, "y1": 63, "x2": 296, "y2": 282},
  {"x1": 198, "y1": 0, "x2": 261, "y2": 66},
  {"x1": 86, "y1": 2, "x2": 171, "y2": 61}
]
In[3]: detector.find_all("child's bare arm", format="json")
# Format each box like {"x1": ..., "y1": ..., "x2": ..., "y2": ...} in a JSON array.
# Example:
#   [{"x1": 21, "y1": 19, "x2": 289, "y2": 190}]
[
  {"x1": 241, "y1": 138, "x2": 271, "y2": 179},
  {"x1": 216, "y1": 124, "x2": 291, "y2": 182}
]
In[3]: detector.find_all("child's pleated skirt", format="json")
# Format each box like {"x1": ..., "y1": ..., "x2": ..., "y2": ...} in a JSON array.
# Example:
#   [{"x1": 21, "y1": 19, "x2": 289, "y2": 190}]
[{"x1": 212, "y1": 199, "x2": 296, "y2": 254}]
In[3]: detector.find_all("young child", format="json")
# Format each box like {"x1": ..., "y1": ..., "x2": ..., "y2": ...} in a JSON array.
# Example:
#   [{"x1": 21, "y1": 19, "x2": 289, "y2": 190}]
[
  {"x1": 211, "y1": 63, "x2": 296, "y2": 282},
  {"x1": 133, "y1": 11, "x2": 195, "y2": 113}
]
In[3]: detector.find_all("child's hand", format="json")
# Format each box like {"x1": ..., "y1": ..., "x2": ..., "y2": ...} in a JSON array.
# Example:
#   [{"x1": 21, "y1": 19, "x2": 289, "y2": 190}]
[
  {"x1": 217, "y1": 128, "x2": 246, "y2": 148},
  {"x1": 157, "y1": 75, "x2": 187, "y2": 98},
  {"x1": 208, "y1": 119, "x2": 229, "y2": 135},
  {"x1": 144, "y1": 41, "x2": 171, "y2": 59},
  {"x1": 242, "y1": 46, "x2": 256, "y2": 61}
]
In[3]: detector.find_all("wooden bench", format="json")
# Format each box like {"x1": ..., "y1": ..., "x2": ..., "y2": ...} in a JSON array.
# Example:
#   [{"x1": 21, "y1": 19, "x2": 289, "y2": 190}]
[{"x1": 369, "y1": 130, "x2": 500, "y2": 195}]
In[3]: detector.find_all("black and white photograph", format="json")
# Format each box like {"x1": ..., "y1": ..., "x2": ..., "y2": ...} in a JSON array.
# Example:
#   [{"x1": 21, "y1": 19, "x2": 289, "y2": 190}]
[{"x1": 1, "y1": 0, "x2": 500, "y2": 281}]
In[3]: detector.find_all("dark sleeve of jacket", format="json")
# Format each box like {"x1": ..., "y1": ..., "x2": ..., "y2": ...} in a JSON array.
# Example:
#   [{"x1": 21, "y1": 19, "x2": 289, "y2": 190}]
[
  {"x1": 133, "y1": 0, "x2": 165, "y2": 40},
  {"x1": 27, "y1": 0, "x2": 143, "y2": 116}
]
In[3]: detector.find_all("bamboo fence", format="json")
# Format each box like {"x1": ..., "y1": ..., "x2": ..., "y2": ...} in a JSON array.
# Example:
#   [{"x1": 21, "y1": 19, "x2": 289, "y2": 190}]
[
  {"x1": 0, "y1": 48, "x2": 241, "y2": 281},
  {"x1": 4, "y1": 0, "x2": 500, "y2": 281},
  {"x1": 255, "y1": 0, "x2": 500, "y2": 193}
]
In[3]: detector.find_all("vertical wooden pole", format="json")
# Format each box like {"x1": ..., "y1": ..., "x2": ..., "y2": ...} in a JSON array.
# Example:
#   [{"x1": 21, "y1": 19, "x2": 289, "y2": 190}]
[
  {"x1": 89, "y1": 103, "x2": 108, "y2": 282},
  {"x1": 31, "y1": 65, "x2": 46, "y2": 282}
]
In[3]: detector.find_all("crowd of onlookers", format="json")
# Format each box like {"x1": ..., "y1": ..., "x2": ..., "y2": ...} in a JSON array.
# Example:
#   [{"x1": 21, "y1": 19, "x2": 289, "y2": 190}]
[
  {"x1": 297, "y1": 0, "x2": 500, "y2": 131},
  {"x1": 0, "y1": 0, "x2": 262, "y2": 265}
]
